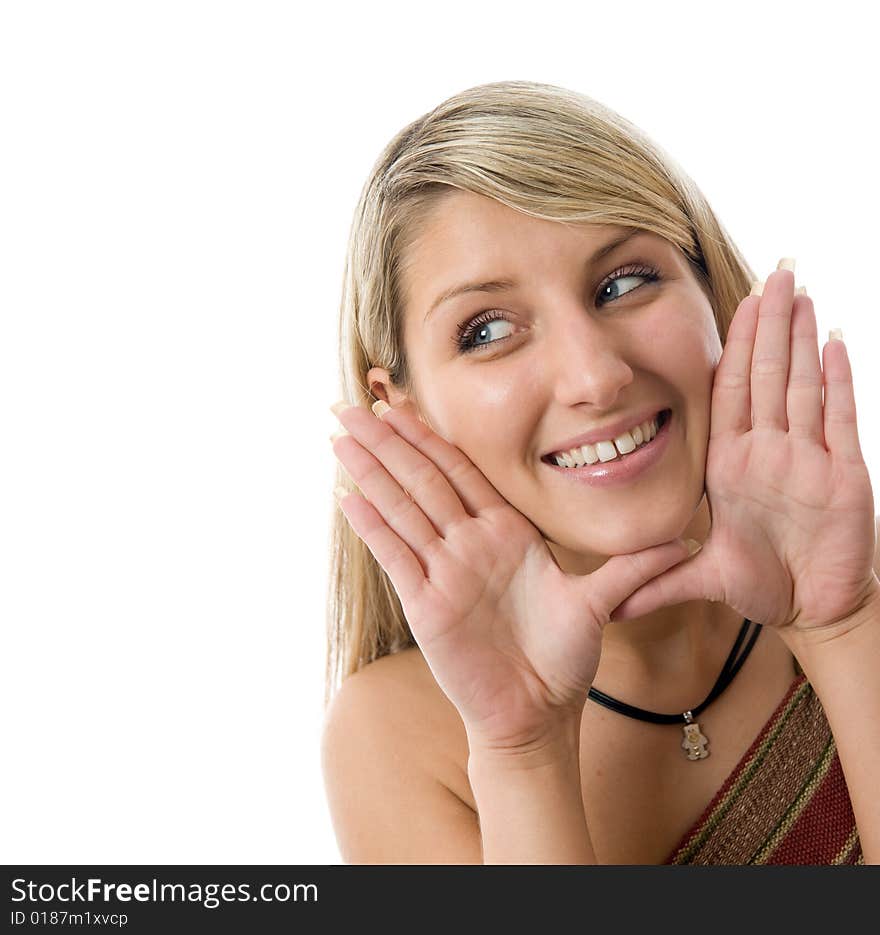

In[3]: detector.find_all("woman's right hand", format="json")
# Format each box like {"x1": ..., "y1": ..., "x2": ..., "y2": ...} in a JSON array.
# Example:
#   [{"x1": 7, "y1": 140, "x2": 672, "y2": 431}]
[{"x1": 331, "y1": 398, "x2": 695, "y2": 758}]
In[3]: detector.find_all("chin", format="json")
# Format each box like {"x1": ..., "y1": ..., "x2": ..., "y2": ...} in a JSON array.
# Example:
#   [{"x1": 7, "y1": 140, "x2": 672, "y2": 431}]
[
  {"x1": 553, "y1": 513, "x2": 691, "y2": 559},
  {"x1": 601, "y1": 531, "x2": 673, "y2": 556}
]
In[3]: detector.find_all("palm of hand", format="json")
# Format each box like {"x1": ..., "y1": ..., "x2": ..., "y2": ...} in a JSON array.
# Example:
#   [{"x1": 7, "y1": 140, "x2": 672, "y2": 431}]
[
  {"x1": 614, "y1": 265, "x2": 877, "y2": 636},
  {"x1": 701, "y1": 417, "x2": 875, "y2": 633},
  {"x1": 405, "y1": 502, "x2": 605, "y2": 740}
]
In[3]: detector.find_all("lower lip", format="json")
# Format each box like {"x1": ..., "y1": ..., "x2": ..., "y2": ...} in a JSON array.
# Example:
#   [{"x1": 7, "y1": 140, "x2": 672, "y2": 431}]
[{"x1": 543, "y1": 410, "x2": 673, "y2": 488}]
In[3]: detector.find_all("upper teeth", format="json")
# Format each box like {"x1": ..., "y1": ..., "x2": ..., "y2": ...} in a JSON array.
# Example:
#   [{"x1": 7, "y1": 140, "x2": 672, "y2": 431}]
[{"x1": 551, "y1": 414, "x2": 661, "y2": 467}]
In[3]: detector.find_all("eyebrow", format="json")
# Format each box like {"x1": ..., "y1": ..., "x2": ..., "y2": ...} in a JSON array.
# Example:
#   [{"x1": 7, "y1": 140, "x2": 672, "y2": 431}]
[{"x1": 423, "y1": 227, "x2": 645, "y2": 323}]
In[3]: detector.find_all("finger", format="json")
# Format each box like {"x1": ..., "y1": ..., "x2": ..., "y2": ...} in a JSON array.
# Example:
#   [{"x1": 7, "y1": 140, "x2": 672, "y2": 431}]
[
  {"x1": 332, "y1": 401, "x2": 472, "y2": 535},
  {"x1": 334, "y1": 487, "x2": 426, "y2": 606},
  {"x1": 609, "y1": 550, "x2": 714, "y2": 621},
  {"x1": 822, "y1": 333, "x2": 864, "y2": 463},
  {"x1": 710, "y1": 292, "x2": 760, "y2": 438},
  {"x1": 785, "y1": 292, "x2": 825, "y2": 446},
  {"x1": 372, "y1": 398, "x2": 510, "y2": 516},
  {"x1": 332, "y1": 432, "x2": 443, "y2": 555},
  {"x1": 751, "y1": 265, "x2": 795, "y2": 432},
  {"x1": 587, "y1": 539, "x2": 700, "y2": 621}
]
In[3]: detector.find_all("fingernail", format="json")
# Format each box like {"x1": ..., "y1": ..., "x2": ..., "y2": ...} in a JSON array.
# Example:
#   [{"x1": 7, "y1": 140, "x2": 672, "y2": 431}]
[
  {"x1": 829, "y1": 328, "x2": 843, "y2": 342},
  {"x1": 685, "y1": 538, "x2": 702, "y2": 556},
  {"x1": 333, "y1": 485, "x2": 349, "y2": 503},
  {"x1": 777, "y1": 257, "x2": 796, "y2": 272},
  {"x1": 794, "y1": 286, "x2": 807, "y2": 296},
  {"x1": 371, "y1": 399, "x2": 391, "y2": 419},
  {"x1": 750, "y1": 280, "x2": 764, "y2": 296},
  {"x1": 329, "y1": 429, "x2": 349, "y2": 443}
]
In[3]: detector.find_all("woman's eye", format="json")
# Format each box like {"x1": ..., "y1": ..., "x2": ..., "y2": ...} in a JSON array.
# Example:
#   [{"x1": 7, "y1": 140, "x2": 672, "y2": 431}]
[
  {"x1": 596, "y1": 264, "x2": 661, "y2": 305},
  {"x1": 599, "y1": 274, "x2": 645, "y2": 302},
  {"x1": 470, "y1": 318, "x2": 513, "y2": 346},
  {"x1": 455, "y1": 265, "x2": 660, "y2": 354},
  {"x1": 456, "y1": 315, "x2": 514, "y2": 353}
]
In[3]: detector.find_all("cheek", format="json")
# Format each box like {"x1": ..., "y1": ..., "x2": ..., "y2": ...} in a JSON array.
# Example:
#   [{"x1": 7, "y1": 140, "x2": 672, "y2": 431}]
[
  {"x1": 420, "y1": 369, "x2": 534, "y2": 472},
  {"x1": 700, "y1": 311, "x2": 724, "y2": 369},
  {"x1": 689, "y1": 292, "x2": 724, "y2": 363},
  {"x1": 648, "y1": 300, "x2": 719, "y2": 383},
  {"x1": 692, "y1": 313, "x2": 725, "y2": 400}
]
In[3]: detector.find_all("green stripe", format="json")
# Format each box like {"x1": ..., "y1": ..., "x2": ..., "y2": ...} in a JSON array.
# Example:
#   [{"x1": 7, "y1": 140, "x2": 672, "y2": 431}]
[
  {"x1": 673, "y1": 680, "x2": 811, "y2": 864},
  {"x1": 832, "y1": 827, "x2": 861, "y2": 865},
  {"x1": 750, "y1": 733, "x2": 836, "y2": 864}
]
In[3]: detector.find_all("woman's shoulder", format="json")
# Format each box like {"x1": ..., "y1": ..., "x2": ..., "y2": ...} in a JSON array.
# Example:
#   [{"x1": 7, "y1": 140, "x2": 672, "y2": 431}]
[
  {"x1": 321, "y1": 647, "x2": 471, "y2": 798},
  {"x1": 321, "y1": 647, "x2": 478, "y2": 862},
  {"x1": 324, "y1": 646, "x2": 459, "y2": 731}
]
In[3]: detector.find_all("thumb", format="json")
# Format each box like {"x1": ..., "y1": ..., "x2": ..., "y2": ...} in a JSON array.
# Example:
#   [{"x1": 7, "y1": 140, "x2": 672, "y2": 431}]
[
  {"x1": 587, "y1": 538, "x2": 703, "y2": 621},
  {"x1": 609, "y1": 540, "x2": 711, "y2": 622}
]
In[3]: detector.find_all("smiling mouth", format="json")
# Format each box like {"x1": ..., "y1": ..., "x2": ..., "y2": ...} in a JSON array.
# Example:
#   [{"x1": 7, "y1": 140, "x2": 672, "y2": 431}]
[{"x1": 541, "y1": 409, "x2": 671, "y2": 466}]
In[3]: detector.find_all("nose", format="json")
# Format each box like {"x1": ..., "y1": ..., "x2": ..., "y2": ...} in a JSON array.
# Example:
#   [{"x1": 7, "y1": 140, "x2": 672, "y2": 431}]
[{"x1": 542, "y1": 303, "x2": 634, "y2": 409}]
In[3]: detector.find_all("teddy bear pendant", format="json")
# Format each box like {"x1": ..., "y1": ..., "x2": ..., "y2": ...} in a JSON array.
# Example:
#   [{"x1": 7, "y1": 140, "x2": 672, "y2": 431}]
[{"x1": 682, "y1": 710, "x2": 709, "y2": 760}]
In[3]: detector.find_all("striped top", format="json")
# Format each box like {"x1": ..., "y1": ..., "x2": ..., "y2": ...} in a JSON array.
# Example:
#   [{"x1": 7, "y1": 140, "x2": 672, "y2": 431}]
[{"x1": 663, "y1": 674, "x2": 862, "y2": 865}]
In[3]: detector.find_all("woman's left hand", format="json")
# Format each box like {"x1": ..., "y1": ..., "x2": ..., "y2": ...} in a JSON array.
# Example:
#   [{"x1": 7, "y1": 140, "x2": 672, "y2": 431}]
[{"x1": 612, "y1": 260, "x2": 880, "y2": 641}]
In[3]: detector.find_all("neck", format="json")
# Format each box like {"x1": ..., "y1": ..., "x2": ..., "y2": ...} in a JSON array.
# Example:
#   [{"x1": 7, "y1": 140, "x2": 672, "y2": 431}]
[
  {"x1": 599, "y1": 600, "x2": 745, "y2": 688},
  {"x1": 545, "y1": 495, "x2": 747, "y2": 704}
]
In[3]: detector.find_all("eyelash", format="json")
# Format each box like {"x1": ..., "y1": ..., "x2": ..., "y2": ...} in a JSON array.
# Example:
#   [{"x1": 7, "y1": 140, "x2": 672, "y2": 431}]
[{"x1": 454, "y1": 262, "x2": 662, "y2": 355}]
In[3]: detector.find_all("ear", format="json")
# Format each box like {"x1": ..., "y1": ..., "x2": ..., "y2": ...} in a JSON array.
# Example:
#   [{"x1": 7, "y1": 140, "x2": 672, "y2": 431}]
[{"x1": 366, "y1": 366, "x2": 411, "y2": 408}]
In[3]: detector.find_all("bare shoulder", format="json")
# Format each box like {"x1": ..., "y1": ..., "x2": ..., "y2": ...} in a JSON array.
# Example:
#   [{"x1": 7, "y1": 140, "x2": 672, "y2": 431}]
[
  {"x1": 323, "y1": 647, "x2": 469, "y2": 769},
  {"x1": 321, "y1": 647, "x2": 477, "y2": 864}
]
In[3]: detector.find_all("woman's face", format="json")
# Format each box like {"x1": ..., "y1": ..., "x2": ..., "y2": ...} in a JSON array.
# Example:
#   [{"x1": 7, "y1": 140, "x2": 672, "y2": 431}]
[{"x1": 369, "y1": 190, "x2": 724, "y2": 573}]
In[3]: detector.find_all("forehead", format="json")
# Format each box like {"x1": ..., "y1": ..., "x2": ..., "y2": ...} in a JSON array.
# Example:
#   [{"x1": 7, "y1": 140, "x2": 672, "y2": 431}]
[
  {"x1": 403, "y1": 190, "x2": 682, "y2": 312},
  {"x1": 408, "y1": 190, "x2": 632, "y2": 265}
]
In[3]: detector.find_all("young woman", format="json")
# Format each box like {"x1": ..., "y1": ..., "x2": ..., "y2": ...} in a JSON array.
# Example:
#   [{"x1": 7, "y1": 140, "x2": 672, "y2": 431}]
[{"x1": 321, "y1": 80, "x2": 880, "y2": 864}]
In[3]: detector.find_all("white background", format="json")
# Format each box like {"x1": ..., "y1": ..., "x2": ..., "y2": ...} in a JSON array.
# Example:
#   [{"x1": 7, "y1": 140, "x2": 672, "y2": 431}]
[{"x1": 2, "y1": 1, "x2": 877, "y2": 864}]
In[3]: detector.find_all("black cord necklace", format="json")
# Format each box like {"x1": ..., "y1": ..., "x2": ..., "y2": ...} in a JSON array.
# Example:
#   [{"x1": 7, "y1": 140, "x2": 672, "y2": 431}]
[{"x1": 588, "y1": 618, "x2": 761, "y2": 760}]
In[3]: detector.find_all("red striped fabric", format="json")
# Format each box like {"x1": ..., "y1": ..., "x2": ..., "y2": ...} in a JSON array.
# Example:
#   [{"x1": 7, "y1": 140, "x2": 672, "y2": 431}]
[{"x1": 664, "y1": 675, "x2": 863, "y2": 865}]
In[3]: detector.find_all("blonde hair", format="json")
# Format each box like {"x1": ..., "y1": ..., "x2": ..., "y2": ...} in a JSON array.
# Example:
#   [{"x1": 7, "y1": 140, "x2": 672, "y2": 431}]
[{"x1": 325, "y1": 79, "x2": 756, "y2": 704}]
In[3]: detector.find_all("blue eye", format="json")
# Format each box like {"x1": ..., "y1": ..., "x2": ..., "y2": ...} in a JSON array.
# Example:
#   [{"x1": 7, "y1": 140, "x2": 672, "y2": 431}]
[
  {"x1": 455, "y1": 313, "x2": 515, "y2": 353},
  {"x1": 598, "y1": 274, "x2": 647, "y2": 302},
  {"x1": 454, "y1": 262, "x2": 662, "y2": 355},
  {"x1": 596, "y1": 263, "x2": 661, "y2": 305}
]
